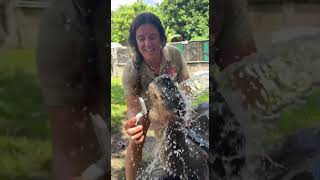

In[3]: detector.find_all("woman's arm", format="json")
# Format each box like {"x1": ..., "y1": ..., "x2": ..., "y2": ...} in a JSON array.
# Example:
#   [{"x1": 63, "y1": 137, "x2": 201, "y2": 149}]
[{"x1": 124, "y1": 95, "x2": 150, "y2": 180}]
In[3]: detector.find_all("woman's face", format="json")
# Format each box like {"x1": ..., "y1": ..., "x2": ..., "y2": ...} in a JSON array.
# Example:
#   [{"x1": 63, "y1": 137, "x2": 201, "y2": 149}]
[{"x1": 136, "y1": 23, "x2": 162, "y2": 62}]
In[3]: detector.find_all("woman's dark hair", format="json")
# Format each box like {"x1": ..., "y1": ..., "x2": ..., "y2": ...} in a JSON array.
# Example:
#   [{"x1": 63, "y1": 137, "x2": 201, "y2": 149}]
[{"x1": 128, "y1": 12, "x2": 167, "y2": 67}]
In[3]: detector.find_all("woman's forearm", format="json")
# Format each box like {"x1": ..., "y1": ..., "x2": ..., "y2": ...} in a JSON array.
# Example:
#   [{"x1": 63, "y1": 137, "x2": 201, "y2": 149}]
[{"x1": 125, "y1": 141, "x2": 143, "y2": 180}]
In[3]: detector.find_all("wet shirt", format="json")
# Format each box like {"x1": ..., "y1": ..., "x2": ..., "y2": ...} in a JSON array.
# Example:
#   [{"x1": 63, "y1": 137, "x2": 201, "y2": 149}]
[{"x1": 122, "y1": 45, "x2": 189, "y2": 109}]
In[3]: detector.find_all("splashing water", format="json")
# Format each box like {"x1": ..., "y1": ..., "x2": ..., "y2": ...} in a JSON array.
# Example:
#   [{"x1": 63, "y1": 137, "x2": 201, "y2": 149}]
[
  {"x1": 214, "y1": 32, "x2": 320, "y2": 180},
  {"x1": 138, "y1": 75, "x2": 209, "y2": 180}
]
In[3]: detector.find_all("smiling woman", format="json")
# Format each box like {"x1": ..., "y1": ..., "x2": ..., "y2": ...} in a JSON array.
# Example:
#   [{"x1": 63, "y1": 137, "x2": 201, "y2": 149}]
[
  {"x1": 122, "y1": 12, "x2": 191, "y2": 180},
  {"x1": 135, "y1": 24, "x2": 162, "y2": 75}
]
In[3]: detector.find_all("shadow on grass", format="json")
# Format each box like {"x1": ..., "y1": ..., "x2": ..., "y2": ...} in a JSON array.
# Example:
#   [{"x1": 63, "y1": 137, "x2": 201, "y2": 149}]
[
  {"x1": 0, "y1": 70, "x2": 49, "y2": 140},
  {"x1": 0, "y1": 173, "x2": 50, "y2": 180}
]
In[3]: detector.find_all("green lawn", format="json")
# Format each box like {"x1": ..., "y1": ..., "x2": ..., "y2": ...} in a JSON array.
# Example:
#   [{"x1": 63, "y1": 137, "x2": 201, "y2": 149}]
[
  {"x1": 0, "y1": 50, "x2": 51, "y2": 179},
  {"x1": 111, "y1": 77, "x2": 126, "y2": 134},
  {"x1": 265, "y1": 90, "x2": 320, "y2": 145},
  {"x1": 0, "y1": 50, "x2": 129, "y2": 179}
]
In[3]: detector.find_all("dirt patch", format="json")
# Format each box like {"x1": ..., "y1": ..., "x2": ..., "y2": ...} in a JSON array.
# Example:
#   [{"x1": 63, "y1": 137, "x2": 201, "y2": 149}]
[{"x1": 111, "y1": 122, "x2": 158, "y2": 179}]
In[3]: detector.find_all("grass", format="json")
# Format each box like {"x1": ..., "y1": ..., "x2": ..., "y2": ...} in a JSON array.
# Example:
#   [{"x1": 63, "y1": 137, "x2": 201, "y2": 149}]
[
  {"x1": 0, "y1": 50, "x2": 129, "y2": 179},
  {"x1": 192, "y1": 91, "x2": 209, "y2": 106},
  {"x1": 0, "y1": 49, "x2": 51, "y2": 179},
  {"x1": 264, "y1": 90, "x2": 320, "y2": 146},
  {"x1": 111, "y1": 77, "x2": 126, "y2": 134},
  {"x1": 277, "y1": 91, "x2": 320, "y2": 132}
]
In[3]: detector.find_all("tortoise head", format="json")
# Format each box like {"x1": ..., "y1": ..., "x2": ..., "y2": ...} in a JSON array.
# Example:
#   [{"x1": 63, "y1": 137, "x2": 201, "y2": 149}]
[{"x1": 147, "y1": 75, "x2": 186, "y2": 129}]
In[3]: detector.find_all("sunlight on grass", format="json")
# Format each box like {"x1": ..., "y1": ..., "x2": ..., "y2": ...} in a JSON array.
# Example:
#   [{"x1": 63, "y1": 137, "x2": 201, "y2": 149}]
[
  {"x1": 0, "y1": 49, "x2": 36, "y2": 73},
  {"x1": 265, "y1": 90, "x2": 320, "y2": 145},
  {"x1": 111, "y1": 77, "x2": 126, "y2": 133},
  {"x1": 0, "y1": 50, "x2": 51, "y2": 179},
  {"x1": 192, "y1": 91, "x2": 209, "y2": 106},
  {"x1": 0, "y1": 136, "x2": 51, "y2": 179}
]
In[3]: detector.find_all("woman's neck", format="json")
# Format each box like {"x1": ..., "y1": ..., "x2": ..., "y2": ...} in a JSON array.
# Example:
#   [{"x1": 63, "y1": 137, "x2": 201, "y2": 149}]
[{"x1": 144, "y1": 53, "x2": 162, "y2": 75}]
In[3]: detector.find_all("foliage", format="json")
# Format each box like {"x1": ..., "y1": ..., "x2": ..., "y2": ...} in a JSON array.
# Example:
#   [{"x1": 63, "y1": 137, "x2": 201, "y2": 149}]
[
  {"x1": 159, "y1": 0, "x2": 209, "y2": 41},
  {"x1": 165, "y1": 26, "x2": 182, "y2": 43},
  {"x1": 111, "y1": 1, "x2": 161, "y2": 44},
  {"x1": 111, "y1": 0, "x2": 209, "y2": 43},
  {"x1": 190, "y1": 36, "x2": 209, "y2": 41}
]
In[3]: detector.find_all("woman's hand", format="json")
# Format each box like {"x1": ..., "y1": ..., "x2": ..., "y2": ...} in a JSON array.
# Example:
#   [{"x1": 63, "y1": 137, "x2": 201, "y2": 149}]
[{"x1": 124, "y1": 116, "x2": 145, "y2": 144}]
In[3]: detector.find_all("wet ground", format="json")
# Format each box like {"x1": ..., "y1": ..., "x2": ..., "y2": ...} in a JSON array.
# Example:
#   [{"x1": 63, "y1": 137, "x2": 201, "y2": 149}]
[{"x1": 111, "y1": 123, "x2": 158, "y2": 180}]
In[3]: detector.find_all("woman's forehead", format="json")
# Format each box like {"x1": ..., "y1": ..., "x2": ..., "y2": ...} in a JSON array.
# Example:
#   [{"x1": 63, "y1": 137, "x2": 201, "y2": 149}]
[{"x1": 136, "y1": 24, "x2": 159, "y2": 36}]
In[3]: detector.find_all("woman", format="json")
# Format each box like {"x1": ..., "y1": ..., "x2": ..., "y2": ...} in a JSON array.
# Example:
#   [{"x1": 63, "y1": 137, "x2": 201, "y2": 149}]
[{"x1": 122, "y1": 12, "x2": 190, "y2": 179}]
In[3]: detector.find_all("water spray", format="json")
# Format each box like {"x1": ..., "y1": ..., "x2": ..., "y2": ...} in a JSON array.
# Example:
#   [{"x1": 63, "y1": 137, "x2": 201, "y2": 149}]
[
  {"x1": 78, "y1": 113, "x2": 110, "y2": 180},
  {"x1": 135, "y1": 97, "x2": 148, "y2": 126}
]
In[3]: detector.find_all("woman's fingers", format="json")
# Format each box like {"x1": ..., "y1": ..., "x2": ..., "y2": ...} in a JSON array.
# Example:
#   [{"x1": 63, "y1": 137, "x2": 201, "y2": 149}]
[
  {"x1": 131, "y1": 130, "x2": 144, "y2": 140},
  {"x1": 134, "y1": 135, "x2": 144, "y2": 144},
  {"x1": 126, "y1": 125, "x2": 143, "y2": 136},
  {"x1": 123, "y1": 116, "x2": 145, "y2": 144},
  {"x1": 123, "y1": 117, "x2": 137, "y2": 130}
]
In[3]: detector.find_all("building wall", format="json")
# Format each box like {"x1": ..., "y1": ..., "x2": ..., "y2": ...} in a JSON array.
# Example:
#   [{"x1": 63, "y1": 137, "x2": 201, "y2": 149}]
[
  {"x1": 16, "y1": 7, "x2": 45, "y2": 48},
  {"x1": 248, "y1": 3, "x2": 320, "y2": 49},
  {"x1": 112, "y1": 62, "x2": 209, "y2": 78}
]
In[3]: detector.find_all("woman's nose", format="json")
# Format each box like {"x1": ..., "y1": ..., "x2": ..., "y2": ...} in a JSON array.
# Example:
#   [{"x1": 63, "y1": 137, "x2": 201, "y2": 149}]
[{"x1": 144, "y1": 39, "x2": 152, "y2": 47}]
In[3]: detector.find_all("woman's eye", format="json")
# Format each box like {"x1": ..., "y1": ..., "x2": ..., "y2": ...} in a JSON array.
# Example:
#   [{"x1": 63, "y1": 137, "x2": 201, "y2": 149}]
[
  {"x1": 137, "y1": 37, "x2": 144, "y2": 42},
  {"x1": 149, "y1": 35, "x2": 157, "y2": 40}
]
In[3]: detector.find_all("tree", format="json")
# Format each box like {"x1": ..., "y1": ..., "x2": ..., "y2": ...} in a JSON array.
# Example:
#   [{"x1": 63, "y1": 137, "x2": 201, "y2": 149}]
[
  {"x1": 111, "y1": 1, "x2": 161, "y2": 44},
  {"x1": 159, "y1": 0, "x2": 209, "y2": 41}
]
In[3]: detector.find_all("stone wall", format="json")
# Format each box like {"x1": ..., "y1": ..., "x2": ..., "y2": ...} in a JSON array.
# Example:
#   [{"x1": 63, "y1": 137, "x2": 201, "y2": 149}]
[{"x1": 112, "y1": 61, "x2": 209, "y2": 77}]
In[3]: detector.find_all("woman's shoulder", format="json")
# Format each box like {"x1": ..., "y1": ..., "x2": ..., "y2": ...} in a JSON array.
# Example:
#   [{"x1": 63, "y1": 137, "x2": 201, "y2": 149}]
[
  {"x1": 163, "y1": 44, "x2": 180, "y2": 54},
  {"x1": 123, "y1": 60, "x2": 139, "y2": 79},
  {"x1": 163, "y1": 44, "x2": 182, "y2": 61}
]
